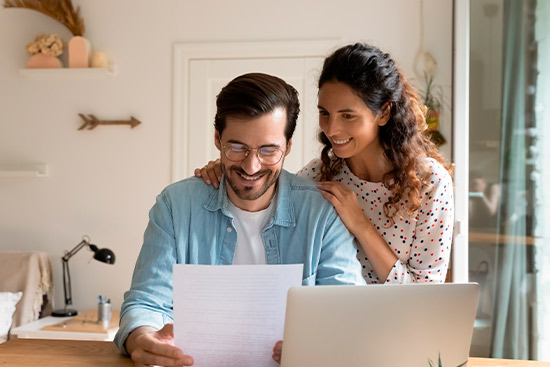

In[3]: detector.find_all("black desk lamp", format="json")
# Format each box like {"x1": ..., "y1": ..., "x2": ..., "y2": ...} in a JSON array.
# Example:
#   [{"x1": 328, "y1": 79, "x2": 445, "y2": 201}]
[{"x1": 52, "y1": 235, "x2": 115, "y2": 317}]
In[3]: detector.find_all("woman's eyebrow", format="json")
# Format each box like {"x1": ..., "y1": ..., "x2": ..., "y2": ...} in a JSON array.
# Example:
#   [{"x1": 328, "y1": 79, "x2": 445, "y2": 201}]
[{"x1": 317, "y1": 105, "x2": 356, "y2": 113}]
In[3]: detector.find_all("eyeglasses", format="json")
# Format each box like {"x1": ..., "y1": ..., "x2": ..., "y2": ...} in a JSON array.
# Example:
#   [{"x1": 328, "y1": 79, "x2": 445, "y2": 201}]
[{"x1": 221, "y1": 142, "x2": 286, "y2": 166}]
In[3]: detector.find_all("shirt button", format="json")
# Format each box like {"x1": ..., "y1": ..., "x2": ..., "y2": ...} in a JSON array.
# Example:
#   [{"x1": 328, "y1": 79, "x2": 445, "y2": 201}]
[{"x1": 227, "y1": 227, "x2": 232, "y2": 232}]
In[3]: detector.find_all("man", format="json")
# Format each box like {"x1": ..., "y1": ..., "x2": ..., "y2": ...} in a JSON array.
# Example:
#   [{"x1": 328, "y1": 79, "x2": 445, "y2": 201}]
[{"x1": 114, "y1": 73, "x2": 364, "y2": 366}]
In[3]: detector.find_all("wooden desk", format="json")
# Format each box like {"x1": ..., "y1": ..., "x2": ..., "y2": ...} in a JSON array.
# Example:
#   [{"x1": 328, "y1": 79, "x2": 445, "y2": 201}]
[
  {"x1": 0, "y1": 339, "x2": 132, "y2": 366},
  {"x1": 469, "y1": 357, "x2": 550, "y2": 366},
  {"x1": 1, "y1": 339, "x2": 549, "y2": 366}
]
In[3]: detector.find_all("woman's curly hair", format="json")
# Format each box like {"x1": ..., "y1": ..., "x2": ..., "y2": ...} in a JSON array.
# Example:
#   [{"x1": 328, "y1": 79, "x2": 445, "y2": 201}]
[{"x1": 318, "y1": 42, "x2": 453, "y2": 221}]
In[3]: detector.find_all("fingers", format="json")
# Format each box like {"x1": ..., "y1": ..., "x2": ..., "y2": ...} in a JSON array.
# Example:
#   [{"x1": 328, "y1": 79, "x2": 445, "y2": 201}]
[
  {"x1": 205, "y1": 159, "x2": 222, "y2": 188},
  {"x1": 157, "y1": 323, "x2": 175, "y2": 339},
  {"x1": 131, "y1": 325, "x2": 194, "y2": 367},
  {"x1": 212, "y1": 162, "x2": 222, "y2": 185},
  {"x1": 317, "y1": 181, "x2": 343, "y2": 195},
  {"x1": 273, "y1": 340, "x2": 283, "y2": 353},
  {"x1": 139, "y1": 336, "x2": 180, "y2": 358},
  {"x1": 320, "y1": 189, "x2": 338, "y2": 207},
  {"x1": 272, "y1": 340, "x2": 283, "y2": 364},
  {"x1": 131, "y1": 347, "x2": 193, "y2": 366},
  {"x1": 195, "y1": 160, "x2": 222, "y2": 188}
]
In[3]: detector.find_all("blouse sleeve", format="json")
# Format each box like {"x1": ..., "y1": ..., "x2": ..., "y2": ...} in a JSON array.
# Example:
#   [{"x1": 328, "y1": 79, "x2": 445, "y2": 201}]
[
  {"x1": 296, "y1": 159, "x2": 323, "y2": 182},
  {"x1": 385, "y1": 160, "x2": 454, "y2": 284}
]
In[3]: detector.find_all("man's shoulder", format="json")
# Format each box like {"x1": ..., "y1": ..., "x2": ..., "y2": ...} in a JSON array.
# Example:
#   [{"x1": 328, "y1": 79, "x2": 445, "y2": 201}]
[
  {"x1": 283, "y1": 170, "x2": 320, "y2": 192},
  {"x1": 160, "y1": 176, "x2": 213, "y2": 201},
  {"x1": 281, "y1": 170, "x2": 334, "y2": 211}
]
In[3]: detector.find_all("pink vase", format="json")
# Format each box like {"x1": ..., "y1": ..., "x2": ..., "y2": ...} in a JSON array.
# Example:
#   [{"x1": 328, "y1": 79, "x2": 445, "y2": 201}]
[
  {"x1": 68, "y1": 36, "x2": 91, "y2": 68},
  {"x1": 26, "y1": 53, "x2": 62, "y2": 69}
]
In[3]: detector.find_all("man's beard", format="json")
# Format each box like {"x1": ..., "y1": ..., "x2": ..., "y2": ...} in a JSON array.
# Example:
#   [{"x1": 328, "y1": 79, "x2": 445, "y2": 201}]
[{"x1": 222, "y1": 164, "x2": 280, "y2": 201}]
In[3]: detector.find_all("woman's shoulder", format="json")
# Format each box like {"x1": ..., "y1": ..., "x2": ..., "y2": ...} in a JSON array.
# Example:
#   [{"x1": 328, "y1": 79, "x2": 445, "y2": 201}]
[
  {"x1": 421, "y1": 157, "x2": 453, "y2": 203},
  {"x1": 424, "y1": 157, "x2": 453, "y2": 184},
  {"x1": 296, "y1": 158, "x2": 324, "y2": 182}
]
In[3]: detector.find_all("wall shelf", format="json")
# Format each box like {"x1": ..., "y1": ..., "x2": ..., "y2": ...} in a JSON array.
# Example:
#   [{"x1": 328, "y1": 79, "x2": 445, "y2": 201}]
[
  {"x1": 19, "y1": 65, "x2": 116, "y2": 80},
  {"x1": 0, "y1": 163, "x2": 49, "y2": 178}
]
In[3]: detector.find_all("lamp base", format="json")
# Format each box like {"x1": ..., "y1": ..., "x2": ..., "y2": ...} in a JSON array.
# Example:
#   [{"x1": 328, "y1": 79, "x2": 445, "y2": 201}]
[{"x1": 51, "y1": 308, "x2": 78, "y2": 317}]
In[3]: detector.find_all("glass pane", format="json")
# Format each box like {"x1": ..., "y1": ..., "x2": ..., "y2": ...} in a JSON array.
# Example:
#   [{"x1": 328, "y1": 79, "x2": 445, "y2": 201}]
[{"x1": 468, "y1": 0, "x2": 541, "y2": 360}]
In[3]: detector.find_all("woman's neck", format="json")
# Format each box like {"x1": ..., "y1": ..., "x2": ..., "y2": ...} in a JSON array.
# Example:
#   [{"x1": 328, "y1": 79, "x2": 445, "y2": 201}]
[{"x1": 345, "y1": 148, "x2": 392, "y2": 182}]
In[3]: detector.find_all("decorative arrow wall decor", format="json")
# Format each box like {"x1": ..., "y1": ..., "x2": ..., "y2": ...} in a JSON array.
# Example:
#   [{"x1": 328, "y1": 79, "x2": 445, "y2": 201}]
[{"x1": 78, "y1": 114, "x2": 142, "y2": 130}]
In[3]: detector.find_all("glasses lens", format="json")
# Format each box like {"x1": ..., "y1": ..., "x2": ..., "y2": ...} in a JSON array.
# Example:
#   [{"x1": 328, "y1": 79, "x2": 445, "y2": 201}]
[
  {"x1": 224, "y1": 143, "x2": 247, "y2": 161},
  {"x1": 258, "y1": 147, "x2": 283, "y2": 165}
]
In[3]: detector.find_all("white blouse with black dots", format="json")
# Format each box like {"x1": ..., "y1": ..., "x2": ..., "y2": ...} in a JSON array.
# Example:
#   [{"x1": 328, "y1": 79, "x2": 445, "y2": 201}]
[{"x1": 297, "y1": 158, "x2": 454, "y2": 284}]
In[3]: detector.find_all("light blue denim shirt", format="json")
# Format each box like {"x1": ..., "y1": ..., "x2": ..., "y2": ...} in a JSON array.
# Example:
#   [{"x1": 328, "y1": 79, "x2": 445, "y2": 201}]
[{"x1": 114, "y1": 170, "x2": 364, "y2": 354}]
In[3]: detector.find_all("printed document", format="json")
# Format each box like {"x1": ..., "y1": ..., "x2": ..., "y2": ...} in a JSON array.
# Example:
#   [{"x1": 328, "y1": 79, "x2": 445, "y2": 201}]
[{"x1": 173, "y1": 264, "x2": 303, "y2": 367}]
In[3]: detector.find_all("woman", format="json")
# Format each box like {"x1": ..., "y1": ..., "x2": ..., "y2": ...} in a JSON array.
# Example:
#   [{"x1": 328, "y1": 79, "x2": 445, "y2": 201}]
[{"x1": 196, "y1": 42, "x2": 454, "y2": 285}]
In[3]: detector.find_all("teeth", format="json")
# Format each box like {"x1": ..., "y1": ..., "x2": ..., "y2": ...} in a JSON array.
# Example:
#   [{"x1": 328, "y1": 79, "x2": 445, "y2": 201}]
[
  {"x1": 239, "y1": 172, "x2": 262, "y2": 181},
  {"x1": 333, "y1": 138, "x2": 352, "y2": 145}
]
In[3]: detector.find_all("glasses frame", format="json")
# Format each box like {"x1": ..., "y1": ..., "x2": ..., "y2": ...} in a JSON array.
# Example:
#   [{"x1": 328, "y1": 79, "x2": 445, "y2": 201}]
[{"x1": 220, "y1": 141, "x2": 286, "y2": 166}]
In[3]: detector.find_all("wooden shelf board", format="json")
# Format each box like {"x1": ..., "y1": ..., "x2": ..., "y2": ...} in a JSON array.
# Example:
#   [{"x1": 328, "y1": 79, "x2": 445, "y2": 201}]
[
  {"x1": 0, "y1": 163, "x2": 48, "y2": 177},
  {"x1": 19, "y1": 66, "x2": 116, "y2": 79}
]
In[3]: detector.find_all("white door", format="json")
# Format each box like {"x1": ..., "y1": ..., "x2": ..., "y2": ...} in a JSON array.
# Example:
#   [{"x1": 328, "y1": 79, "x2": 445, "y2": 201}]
[{"x1": 173, "y1": 40, "x2": 338, "y2": 181}]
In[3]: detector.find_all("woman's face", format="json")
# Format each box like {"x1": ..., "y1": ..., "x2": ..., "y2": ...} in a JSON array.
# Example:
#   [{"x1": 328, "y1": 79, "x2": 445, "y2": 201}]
[{"x1": 318, "y1": 81, "x2": 389, "y2": 159}]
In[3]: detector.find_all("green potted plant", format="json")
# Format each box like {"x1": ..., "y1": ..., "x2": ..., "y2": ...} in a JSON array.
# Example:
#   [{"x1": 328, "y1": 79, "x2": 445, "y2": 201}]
[{"x1": 420, "y1": 52, "x2": 447, "y2": 147}]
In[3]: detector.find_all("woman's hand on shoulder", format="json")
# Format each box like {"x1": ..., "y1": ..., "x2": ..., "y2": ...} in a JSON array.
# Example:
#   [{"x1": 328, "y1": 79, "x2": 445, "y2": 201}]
[
  {"x1": 194, "y1": 159, "x2": 222, "y2": 188},
  {"x1": 316, "y1": 181, "x2": 370, "y2": 235}
]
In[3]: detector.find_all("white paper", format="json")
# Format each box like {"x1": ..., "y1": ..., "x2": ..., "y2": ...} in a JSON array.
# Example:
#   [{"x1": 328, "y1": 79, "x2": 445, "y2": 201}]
[{"x1": 173, "y1": 264, "x2": 303, "y2": 367}]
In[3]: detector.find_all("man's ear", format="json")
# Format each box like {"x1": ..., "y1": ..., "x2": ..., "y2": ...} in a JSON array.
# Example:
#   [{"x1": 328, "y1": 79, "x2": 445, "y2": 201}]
[
  {"x1": 377, "y1": 102, "x2": 392, "y2": 126},
  {"x1": 284, "y1": 139, "x2": 292, "y2": 157},
  {"x1": 214, "y1": 130, "x2": 221, "y2": 151}
]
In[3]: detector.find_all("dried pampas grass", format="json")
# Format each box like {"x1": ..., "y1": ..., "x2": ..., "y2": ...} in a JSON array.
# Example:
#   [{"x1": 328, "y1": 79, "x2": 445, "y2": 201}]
[{"x1": 3, "y1": 0, "x2": 85, "y2": 36}]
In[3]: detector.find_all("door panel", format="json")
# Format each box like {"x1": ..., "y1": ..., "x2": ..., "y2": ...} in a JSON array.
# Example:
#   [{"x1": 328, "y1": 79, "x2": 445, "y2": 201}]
[
  {"x1": 173, "y1": 40, "x2": 337, "y2": 181},
  {"x1": 187, "y1": 57, "x2": 322, "y2": 176}
]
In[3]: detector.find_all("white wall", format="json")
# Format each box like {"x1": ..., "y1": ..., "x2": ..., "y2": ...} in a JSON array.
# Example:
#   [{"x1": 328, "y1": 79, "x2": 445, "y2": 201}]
[{"x1": 0, "y1": 0, "x2": 453, "y2": 312}]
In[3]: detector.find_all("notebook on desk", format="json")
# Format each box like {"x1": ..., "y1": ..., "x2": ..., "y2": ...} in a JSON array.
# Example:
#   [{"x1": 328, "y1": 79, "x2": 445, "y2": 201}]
[{"x1": 280, "y1": 283, "x2": 480, "y2": 367}]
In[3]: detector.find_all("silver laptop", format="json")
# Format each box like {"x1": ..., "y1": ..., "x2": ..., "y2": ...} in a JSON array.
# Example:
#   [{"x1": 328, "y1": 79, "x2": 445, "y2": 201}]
[{"x1": 281, "y1": 283, "x2": 479, "y2": 367}]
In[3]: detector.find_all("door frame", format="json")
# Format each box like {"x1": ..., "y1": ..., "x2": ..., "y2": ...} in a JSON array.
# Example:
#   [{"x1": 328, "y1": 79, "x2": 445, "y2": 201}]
[{"x1": 452, "y1": 0, "x2": 470, "y2": 282}]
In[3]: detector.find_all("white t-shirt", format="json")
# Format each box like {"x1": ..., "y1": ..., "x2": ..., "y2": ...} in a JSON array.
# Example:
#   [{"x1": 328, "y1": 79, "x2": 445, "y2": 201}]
[{"x1": 229, "y1": 198, "x2": 275, "y2": 265}]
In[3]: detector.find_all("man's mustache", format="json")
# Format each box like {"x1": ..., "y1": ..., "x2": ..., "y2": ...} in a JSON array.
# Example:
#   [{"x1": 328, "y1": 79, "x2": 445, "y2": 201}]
[{"x1": 228, "y1": 166, "x2": 271, "y2": 179}]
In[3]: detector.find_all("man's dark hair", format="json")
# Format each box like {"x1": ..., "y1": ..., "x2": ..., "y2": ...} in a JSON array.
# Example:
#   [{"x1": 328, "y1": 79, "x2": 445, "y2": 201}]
[{"x1": 214, "y1": 73, "x2": 300, "y2": 142}]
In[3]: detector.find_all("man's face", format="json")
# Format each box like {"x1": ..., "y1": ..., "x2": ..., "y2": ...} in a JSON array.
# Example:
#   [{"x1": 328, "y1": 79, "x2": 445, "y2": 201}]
[{"x1": 215, "y1": 107, "x2": 292, "y2": 212}]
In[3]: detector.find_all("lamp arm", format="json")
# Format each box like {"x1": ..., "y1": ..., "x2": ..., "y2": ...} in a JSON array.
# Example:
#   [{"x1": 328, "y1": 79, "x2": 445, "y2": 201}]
[
  {"x1": 60, "y1": 236, "x2": 90, "y2": 307},
  {"x1": 62, "y1": 238, "x2": 90, "y2": 261},
  {"x1": 62, "y1": 258, "x2": 73, "y2": 306}
]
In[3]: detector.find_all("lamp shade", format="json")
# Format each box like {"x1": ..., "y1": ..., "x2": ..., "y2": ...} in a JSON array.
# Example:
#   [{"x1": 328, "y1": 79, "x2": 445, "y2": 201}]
[{"x1": 93, "y1": 248, "x2": 115, "y2": 264}]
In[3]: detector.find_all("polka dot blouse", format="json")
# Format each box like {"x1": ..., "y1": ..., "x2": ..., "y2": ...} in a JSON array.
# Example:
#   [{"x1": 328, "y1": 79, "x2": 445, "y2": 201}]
[{"x1": 297, "y1": 158, "x2": 454, "y2": 284}]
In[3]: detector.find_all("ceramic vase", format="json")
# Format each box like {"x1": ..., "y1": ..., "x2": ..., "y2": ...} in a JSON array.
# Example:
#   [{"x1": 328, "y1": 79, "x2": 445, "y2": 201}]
[
  {"x1": 68, "y1": 36, "x2": 92, "y2": 68},
  {"x1": 90, "y1": 51, "x2": 109, "y2": 68},
  {"x1": 26, "y1": 53, "x2": 62, "y2": 68}
]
